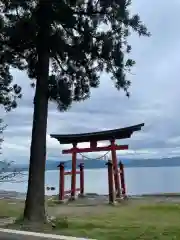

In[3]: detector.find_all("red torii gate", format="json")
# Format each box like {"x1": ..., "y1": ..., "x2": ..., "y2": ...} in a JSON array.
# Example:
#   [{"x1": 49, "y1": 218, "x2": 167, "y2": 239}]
[{"x1": 51, "y1": 123, "x2": 144, "y2": 199}]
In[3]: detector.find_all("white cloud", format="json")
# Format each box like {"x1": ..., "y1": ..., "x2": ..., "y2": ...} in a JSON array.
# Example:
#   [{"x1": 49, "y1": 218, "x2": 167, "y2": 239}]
[{"x1": 167, "y1": 136, "x2": 180, "y2": 145}]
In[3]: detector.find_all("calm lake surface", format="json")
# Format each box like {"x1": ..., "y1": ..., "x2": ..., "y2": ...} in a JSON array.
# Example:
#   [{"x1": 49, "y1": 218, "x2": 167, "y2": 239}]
[{"x1": 0, "y1": 167, "x2": 180, "y2": 196}]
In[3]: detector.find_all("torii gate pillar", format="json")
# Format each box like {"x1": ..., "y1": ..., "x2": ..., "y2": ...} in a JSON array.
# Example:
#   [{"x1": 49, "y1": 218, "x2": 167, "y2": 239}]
[
  {"x1": 110, "y1": 139, "x2": 121, "y2": 197},
  {"x1": 71, "y1": 143, "x2": 77, "y2": 199}
]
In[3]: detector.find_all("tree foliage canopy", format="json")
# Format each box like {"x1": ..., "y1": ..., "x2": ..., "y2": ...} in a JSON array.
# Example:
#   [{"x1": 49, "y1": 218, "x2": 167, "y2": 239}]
[
  {"x1": 0, "y1": 12, "x2": 22, "y2": 111},
  {"x1": 0, "y1": 0, "x2": 150, "y2": 111},
  {"x1": 0, "y1": 0, "x2": 150, "y2": 222}
]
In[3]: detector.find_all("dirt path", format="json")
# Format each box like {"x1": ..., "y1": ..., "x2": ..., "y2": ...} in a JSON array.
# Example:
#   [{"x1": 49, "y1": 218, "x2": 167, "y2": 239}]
[
  {"x1": 2, "y1": 193, "x2": 180, "y2": 219},
  {"x1": 47, "y1": 195, "x2": 180, "y2": 217}
]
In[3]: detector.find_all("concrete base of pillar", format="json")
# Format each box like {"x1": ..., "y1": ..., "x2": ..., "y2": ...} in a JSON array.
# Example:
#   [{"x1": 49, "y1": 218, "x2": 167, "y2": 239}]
[
  {"x1": 109, "y1": 201, "x2": 117, "y2": 206},
  {"x1": 68, "y1": 196, "x2": 77, "y2": 201}
]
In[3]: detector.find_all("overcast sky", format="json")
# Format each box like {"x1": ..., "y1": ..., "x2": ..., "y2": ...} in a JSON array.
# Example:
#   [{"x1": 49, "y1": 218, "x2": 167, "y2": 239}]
[{"x1": 1, "y1": 0, "x2": 180, "y2": 163}]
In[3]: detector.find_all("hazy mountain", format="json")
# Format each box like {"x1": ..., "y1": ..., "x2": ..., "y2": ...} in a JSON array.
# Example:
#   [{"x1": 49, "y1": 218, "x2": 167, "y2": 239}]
[
  {"x1": 47, "y1": 157, "x2": 180, "y2": 170},
  {"x1": 13, "y1": 157, "x2": 180, "y2": 171}
]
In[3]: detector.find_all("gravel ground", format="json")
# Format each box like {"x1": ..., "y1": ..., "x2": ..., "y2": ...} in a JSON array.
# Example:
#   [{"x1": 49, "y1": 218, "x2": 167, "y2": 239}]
[{"x1": 1, "y1": 190, "x2": 180, "y2": 203}]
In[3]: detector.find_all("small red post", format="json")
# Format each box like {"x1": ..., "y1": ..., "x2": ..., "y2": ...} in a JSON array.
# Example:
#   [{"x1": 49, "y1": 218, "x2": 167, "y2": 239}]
[
  {"x1": 110, "y1": 139, "x2": 121, "y2": 198},
  {"x1": 58, "y1": 162, "x2": 65, "y2": 201},
  {"x1": 106, "y1": 160, "x2": 115, "y2": 204},
  {"x1": 79, "y1": 163, "x2": 84, "y2": 196},
  {"x1": 119, "y1": 161, "x2": 126, "y2": 198},
  {"x1": 71, "y1": 143, "x2": 77, "y2": 199}
]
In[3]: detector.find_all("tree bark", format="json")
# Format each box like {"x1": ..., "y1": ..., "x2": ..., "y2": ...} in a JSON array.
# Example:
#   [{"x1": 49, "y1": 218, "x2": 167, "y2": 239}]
[{"x1": 23, "y1": 1, "x2": 50, "y2": 222}]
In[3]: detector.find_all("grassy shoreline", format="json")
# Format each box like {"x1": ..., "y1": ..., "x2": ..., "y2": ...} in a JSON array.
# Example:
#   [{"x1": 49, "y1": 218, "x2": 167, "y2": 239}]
[
  {"x1": 1, "y1": 196, "x2": 180, "y2": 239},
  {"x1": 140, "y1": 192, "x2": 180, "y2": 197}
]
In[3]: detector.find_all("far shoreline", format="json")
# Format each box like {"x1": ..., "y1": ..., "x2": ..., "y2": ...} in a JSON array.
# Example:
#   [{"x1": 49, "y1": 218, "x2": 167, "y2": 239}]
[
  {"x1": 4, "y1": 165, "x2": 180, "y2": 174},
  {"x1": 1, "y1": 190, "x2": 180, "y2": 201}
]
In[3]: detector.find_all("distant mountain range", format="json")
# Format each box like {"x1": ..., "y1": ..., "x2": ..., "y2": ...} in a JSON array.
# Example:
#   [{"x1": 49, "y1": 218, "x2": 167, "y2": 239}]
[{"x1": 10, "y1": 157, "x2": 180, "y2": 172}]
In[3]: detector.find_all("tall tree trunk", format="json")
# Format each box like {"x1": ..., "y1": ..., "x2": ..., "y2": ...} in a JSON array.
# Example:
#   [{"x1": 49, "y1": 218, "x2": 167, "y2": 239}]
[{"x1": 23, "y1": 1, "x2": 50, "y2": 222}]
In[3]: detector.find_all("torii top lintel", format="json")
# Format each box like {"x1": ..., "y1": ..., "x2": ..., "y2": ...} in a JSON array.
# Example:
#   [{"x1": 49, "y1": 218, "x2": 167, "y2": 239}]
[{"x1": 50, "y1": 123, "x2": 144, "y2": 144}]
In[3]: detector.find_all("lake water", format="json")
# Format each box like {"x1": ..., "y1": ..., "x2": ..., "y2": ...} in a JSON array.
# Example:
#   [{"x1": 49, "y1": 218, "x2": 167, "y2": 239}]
[{"x1": 0, "y1": 167, "x2": 180, "y2": 196}]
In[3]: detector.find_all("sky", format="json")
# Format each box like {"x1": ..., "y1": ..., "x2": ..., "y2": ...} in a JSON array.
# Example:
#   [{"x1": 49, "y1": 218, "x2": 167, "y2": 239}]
[{"x1": 1, "y1": 0, "x2": 180, "y2": 163}]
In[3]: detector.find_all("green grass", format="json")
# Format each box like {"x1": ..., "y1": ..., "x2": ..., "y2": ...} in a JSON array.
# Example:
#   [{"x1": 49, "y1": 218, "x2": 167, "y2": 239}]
[
  {"x1": 2, "y1": 199, "x2": 180, "y2": 239},
  {"x1": 0, "y1": 199, "x2": 23, "y2": 218},
  {"x1": 52, "y1": 203, "x2": 180, "y2": 239}
]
